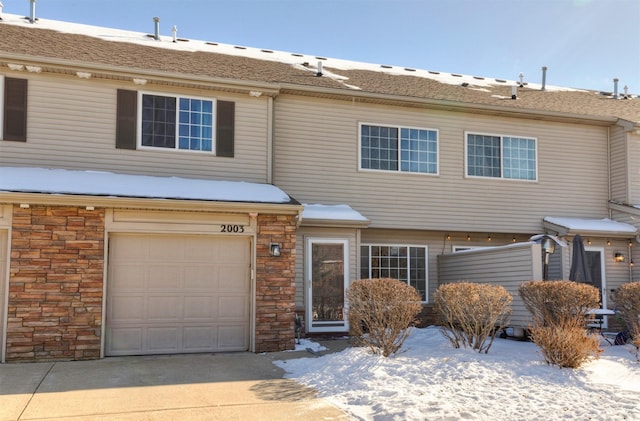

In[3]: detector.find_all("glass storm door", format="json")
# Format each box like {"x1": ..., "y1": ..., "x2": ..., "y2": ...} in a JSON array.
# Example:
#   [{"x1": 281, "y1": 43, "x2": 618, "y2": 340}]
[{"x1": 306, "y1": 238, "x2": 349, "y2": 333}]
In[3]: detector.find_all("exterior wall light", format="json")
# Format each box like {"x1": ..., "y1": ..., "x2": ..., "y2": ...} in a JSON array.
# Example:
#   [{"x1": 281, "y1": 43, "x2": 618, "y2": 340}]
[
  {"x1": 614, "y1": 252, "x2": 625, "y2": 263},
  {"x1": 269, "y1": 243, "x2": 281, "y2": 257}
]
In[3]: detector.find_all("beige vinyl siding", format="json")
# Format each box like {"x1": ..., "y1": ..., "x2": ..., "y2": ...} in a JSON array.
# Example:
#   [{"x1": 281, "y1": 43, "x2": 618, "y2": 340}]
[
  {"x1": 609, "y1": 126, "x2": 629, "y2": 203},
  {"x1": 437, "y1": 242, "x2": 543, "y2": 328},
  {"x1": 274, "y1": 95, "x2": 610, "y2": 233},
  {"x1": 359, "y1": 229, "x2": 524, "y2": 303},
  {"x1": 295, "y1": 227, "x2": 358, "y2": 310},
  {"x1": 0, "y1": 73, "x2": 270, "y2": 183},
  {"x1": 626, "y1": 132, "x2": 640, "y2": 205}
]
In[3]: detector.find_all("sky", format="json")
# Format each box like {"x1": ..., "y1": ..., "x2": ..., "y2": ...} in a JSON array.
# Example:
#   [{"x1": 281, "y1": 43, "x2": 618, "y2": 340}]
[{"x1": 5, "y1": 0, "x2": 639, "y2": 93}]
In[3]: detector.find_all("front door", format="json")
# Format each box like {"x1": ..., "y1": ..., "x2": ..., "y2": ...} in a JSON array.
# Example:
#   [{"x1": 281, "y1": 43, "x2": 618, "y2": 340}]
[{"x1": 306, "y1": 238, "x2": 349, "y2": 333}]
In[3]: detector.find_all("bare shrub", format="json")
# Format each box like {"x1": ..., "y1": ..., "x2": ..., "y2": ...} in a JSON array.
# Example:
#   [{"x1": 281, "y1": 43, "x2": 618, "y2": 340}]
[
  {"x1": 529, "y1": 325, "x2": 602, "y2": 368},
  {"x1": 434, "y1": 282, "x2": 512, "y2": 354},
  {"x1": 347, "y1": 278, "x2": 422, "y2": 357},
  {"x1": 520, "y1": 280, "x2": 600, "y2": 327},
  {"x1": 615, "y1": 282, "x2": 640, "y2": 358},
  {"x1": 520, "y1": 280, "x2": 601, "y2": 368}
]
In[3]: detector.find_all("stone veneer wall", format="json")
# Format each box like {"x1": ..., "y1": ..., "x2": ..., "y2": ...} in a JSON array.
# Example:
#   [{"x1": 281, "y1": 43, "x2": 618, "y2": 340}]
[
  {"x1": 255, "y1": 214, "x2": 297, "y2": 352},
  {"x1": 7, "y1": 205, "x2": 104, "y2": 361}
]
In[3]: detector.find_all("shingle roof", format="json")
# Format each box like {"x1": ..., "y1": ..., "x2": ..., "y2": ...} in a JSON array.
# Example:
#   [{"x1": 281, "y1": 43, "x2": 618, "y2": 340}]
[{"x1": 2, "y1": 14, "x2": 640, "y2": 124}]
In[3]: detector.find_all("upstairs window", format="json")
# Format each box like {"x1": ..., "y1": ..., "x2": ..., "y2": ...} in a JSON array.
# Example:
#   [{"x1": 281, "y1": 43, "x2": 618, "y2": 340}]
[
  {"x1": 141, "y1": 93, "x2": 214, "y2": 152},
  {"x1": 116, "y1": 89, "x2": 234, "y2": 157},
  {"x1": 360, "y1": 123, "x2": 438, "y2": 174},
  {"x1": 466, "y1": 133, "x2": 537, "y2": 181}
]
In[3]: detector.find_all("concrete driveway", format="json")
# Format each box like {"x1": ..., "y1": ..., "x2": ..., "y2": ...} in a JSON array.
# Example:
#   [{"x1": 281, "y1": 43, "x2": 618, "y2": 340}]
[{"x1": 0, "y1": 341, "x2": 351, "y2": 421}]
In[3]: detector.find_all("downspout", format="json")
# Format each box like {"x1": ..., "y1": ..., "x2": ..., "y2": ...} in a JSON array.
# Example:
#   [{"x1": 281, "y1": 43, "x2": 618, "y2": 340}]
[
  {"x1": 607, "y1": 126, "x2": 612, "y2": 219},
  {"x1": 267, "y1": 96, "x2": 274, "y2": 184}
]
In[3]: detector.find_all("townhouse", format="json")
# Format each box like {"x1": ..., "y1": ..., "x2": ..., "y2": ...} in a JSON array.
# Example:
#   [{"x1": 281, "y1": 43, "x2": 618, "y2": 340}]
[{"x1": 0, "y1": 11, "x2": 639, "y2": 361}]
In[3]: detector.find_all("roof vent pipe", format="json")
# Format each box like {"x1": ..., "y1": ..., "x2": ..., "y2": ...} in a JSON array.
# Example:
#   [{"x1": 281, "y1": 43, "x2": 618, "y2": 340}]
[
  {"x1": 624, "y1": 85, "x2": 629, "y2": 98},
  {"x1": 518, "y1": 72, "x2": 524, "y2": 87},
  {"x1": 0, "y1": 2, "x2": 4, "y2": 20},
  {"x1": 511, "y1": 85, "x2": 517, "y2": 99},
  {"x1": 316, "y1": 61, "x2": 323, "y2": 77},
  {"x1": 29, "y1": 0, "x2": 36, "y2": 23},
  {"x1": 614, "y1": 78, "x2": 619, "y2": 99},
  {"x1": 153, "y1": 17, "x2": 160, "y2": 41},
  {"x1": 172, "y1": 25, "x2": 177, "y2": 43},
  {"x1": 541, "y1": 66, "x2": 547, "y2": 91}
]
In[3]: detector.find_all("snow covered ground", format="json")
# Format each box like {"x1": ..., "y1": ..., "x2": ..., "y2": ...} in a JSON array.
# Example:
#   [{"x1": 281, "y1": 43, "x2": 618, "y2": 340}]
[{"x1": 274, "y1": 326, "x2": 640, "y2": 420}]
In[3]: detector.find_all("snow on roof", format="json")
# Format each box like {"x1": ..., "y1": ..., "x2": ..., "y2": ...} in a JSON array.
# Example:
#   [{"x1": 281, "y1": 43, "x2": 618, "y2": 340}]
[
  {"x1": 0, "y1": 167, "x2": 293, "y2": 204},
  {"x1": 544, "y1": 216, "x2": 637, "y2": 235},
  {"x1": 302, "y1": 204, "x2": 369, "y2": 222},
  {"x1": 0, "y1": 13, "x2": 578, "y2": 92}
]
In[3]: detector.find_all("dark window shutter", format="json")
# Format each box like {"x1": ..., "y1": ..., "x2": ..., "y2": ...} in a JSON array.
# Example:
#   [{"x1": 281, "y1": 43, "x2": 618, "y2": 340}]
[
  {"x1": 116, "y1": 89, "x2": 137, "y2": 150},
  {"x1": 216, "y1": 100, "x2": 235, "y2": 157},
  {"x1": 3, "y1": 77, "x2": 28, "y2": 142}
]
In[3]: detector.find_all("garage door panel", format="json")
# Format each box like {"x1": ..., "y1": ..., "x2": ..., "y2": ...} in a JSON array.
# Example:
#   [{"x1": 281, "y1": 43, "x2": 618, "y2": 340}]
[
  {"x1": 184, "y1": 237, "x2": 218, "y2": 259},
  {"x1": 184, "y1": 266, "x2": 219, "y2": 289},
  {"x1": 108, "y1": 328, "x2": 144, "y2": 354},
  {"x1": 218, "y1": 296, "x2": 248, "y2": 319},
  {"x1": 219, "y1": 267, "x2": 250, "y2": 291},
  {"x1": 220, "y1": 243, "x2": 248, "y2": 261},
  {"x1": 183, "y1": 326, "x2": 215, "y2": 350},
  {"x1": 184, "y1": 296, "x2": 214, "y2": 319},
  {"x1": 147, "y1": 296, "x2": 182, "y2": 320},
  {"x1": 109, "y1": 296, "x2": 145, "y2": 321},
  {"x1": 147, "y1": 327, "x2": 180, "y2": 352},
  {"x1": 147, "y1": 266, "x2": 182, "y2": 289},
  {"x1": 107, "y1": 234, "x2": 250, "y2": 356},
  {"x1": 149, "y1": 238, "x2": 182, "y2": 260},
  {"x1": 218, "y1": 326, "x2": 248, "y2": 350},
  {"x1": 111, "y1": 265, "x2": 146, "y2": 289}
]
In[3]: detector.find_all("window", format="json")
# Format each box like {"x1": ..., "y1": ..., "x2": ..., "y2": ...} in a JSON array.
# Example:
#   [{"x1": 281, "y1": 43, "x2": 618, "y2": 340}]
[
  {"x1": 466, "y1": 133, "x2": 537, "y2": 180},
  {"x1": 141, "y1": 93, "x2": 213, "y2": 152},
  {"x1": 116, "y1": 90, "x2": 234, "y2": 156},
  {"x1": 360, "y1": 124, "x2": 438, "y2": 174},
  {"x1": 360, "y1": 245, "x2": 428, "y2": 301}
]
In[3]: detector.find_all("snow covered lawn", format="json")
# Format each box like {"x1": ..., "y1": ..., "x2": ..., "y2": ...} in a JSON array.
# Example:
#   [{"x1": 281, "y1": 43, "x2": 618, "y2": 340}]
[{"x1": 274, "y1": 326, "x2": 640, "y2": 420}]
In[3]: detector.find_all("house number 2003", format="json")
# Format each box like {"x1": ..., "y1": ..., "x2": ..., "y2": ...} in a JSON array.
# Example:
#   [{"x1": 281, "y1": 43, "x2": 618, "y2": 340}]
[{"x1": 220, "y1": 224, "x2": 245, "y2": 233}]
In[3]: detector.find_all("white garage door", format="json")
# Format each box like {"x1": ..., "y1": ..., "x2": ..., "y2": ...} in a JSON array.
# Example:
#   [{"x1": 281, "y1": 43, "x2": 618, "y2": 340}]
[{"x1": 106, "y1": 234, "x2": 251, "y2": 356}]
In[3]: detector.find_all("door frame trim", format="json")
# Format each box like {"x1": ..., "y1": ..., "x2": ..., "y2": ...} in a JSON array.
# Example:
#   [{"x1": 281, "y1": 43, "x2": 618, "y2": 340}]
[{"x1": 305, "y1": 237, "x2": 350, "y2": 333}]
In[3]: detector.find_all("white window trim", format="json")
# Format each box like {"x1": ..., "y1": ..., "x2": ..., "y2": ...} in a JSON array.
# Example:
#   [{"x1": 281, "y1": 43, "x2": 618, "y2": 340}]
[
  {"x1": 464, "y1": 131, "x2": 538, "y2": 182},
  {"x1": 358, "y1": 122, "x2": 440, "y2": 176},
  {"x1": 136, "y1": 90, "x2": 218, "y2": 154},
  {"x1": 360, "y1": 243, "x2": 429, "y2": 302}
]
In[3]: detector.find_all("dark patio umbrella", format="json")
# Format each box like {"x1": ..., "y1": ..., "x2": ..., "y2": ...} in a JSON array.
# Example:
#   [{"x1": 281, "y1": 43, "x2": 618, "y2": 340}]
[{"x1": 569, "y1": 234, "x2": 593, "y2": 284}]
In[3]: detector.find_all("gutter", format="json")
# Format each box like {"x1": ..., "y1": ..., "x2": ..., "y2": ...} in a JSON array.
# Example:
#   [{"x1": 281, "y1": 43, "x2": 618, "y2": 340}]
[
  {"x1": 278, "y1": 84, "x2": 620, "y2": 127},
  {"x1": 0, "y1": 52, "x2": 282, "y2": 97},
  {"x1": 0, "y1": 191, "x2": 303, "y2": 215}
]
